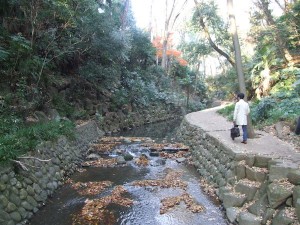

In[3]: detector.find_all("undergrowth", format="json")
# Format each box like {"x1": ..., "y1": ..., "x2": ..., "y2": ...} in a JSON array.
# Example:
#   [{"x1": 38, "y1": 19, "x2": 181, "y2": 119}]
[
  {"x1": 217, "y1": 93, "x2": 300, "y2": 129},
  {"x1": 0, "y1": 111, "x2": 75, "y2": 163}
]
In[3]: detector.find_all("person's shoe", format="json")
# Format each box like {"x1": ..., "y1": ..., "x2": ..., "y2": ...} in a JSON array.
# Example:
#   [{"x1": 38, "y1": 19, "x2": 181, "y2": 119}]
[{"x1": 241, "y1": 141, "x2": 247, "y2": 144}]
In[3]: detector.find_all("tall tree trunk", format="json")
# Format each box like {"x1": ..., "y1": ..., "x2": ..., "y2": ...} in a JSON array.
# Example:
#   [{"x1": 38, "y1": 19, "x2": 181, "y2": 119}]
[
  {"x1": 148, "y1": 0, "x2": 154, "y2": 40},
  {"x1": 202, "y1": 56, "x2": 206, "y2": 78},
  {"x1": 227, "y1": 0, "x2": 255, "y2": 138}
]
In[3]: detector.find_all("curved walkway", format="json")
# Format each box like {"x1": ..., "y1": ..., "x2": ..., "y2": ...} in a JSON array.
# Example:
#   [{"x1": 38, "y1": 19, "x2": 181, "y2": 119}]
[{"x1": 185, "y1": 106, "x2": 300, "y2": 164}]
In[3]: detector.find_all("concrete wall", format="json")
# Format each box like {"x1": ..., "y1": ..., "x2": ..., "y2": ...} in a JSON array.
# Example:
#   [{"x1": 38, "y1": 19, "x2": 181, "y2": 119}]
[
  {"x1": 177, "y1": 117, "x2": 300, "y2": 225},
  {"x1": 0, "y1": 121, "x2": 103, "y2": 225}
]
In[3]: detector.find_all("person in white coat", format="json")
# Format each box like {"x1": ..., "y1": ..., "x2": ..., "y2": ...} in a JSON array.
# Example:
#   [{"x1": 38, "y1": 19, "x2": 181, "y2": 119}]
[{"x1": 233, "y1": 93, "x2": 250, "y2": 144}]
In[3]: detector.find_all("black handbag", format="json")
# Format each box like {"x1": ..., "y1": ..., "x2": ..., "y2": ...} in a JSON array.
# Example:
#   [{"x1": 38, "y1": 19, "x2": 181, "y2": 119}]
[{"x1": 230, "y1": 126, "x2": 240, "y2": 140}]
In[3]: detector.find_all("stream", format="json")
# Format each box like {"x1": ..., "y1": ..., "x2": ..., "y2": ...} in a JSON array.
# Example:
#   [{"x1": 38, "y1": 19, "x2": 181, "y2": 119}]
[{"x1": 29, "y1": 119, "x2": 228, "y2": 225}]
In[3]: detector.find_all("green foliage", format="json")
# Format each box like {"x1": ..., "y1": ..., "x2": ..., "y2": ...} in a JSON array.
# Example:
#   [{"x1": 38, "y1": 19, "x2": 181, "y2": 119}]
[
  {"x1": 251, "y1": 97, "x2": 277, "y2": 122},
  {"x1": 111, "y1": 87, "x2": 129, "y2": 108},
  {"x1": 191, "y1": 0, "x2": 232, "y2": 56},
  {"x1": 218, "y1": 93, "x2": 300, "y2": 128},
  {"x1": 217, "y1": 103, "x2": 234, "y2": 121},
  {"x1": 127, "y1": 29, "x2": 155, "y2": 70},
  {"x1": 0, "y1": 101, "x2": 75, "y2": 162},
  {"x1": 188, "y1": 101, "x2": 207, "y2": 112},
  {"x1": 52, "y1": 94, "x2": 75, "y2": 117},
  {"x1": 206, "y1": 69, "x2": 239, "y2": 100},
  {"x1": 251, "y1": 91, "x2": 300, "y2": 126},
  {"x1": 0, "y1": 120, "x2": 75, "y2": 162},
  {"x1": 79, "y1": 62, "x2": 121, "y2": 87}
]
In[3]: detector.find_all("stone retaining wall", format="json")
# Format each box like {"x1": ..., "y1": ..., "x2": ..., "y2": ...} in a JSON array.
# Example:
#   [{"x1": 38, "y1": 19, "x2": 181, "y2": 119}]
[
  {"x1": 177, "y1": 118, "x2": 300, "y2": 225},
  {"x1": 0, "y1": 121, "x2": 103, "y2": 225},
  {"x1": 99, "y1": 103, "x2": 182, "y2": 133}
]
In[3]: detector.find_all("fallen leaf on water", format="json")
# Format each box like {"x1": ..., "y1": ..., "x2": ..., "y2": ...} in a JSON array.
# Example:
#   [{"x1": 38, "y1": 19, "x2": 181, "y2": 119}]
[
  {"x1": 81, "y1": 158, "x2": 118, "y2": 167},
  {"x1": 160, "y1": 192, "x2": 205, "y2": 214},
  {"x1": 89, "y1": 143, "x2": 119, "y2": 153},
  {"x1": 134, "y1": 155, "x2": 149, "y2": 166},
  {"x1": 72, "y1": 185, "x2": 133, "y2": 225},
  {"x1": 159, "y1": 151, "x2": 188, "y2": 159},
  {"x1": 69, "y1": 180, "x2": 113, "y2": 196},
  {"x1": 132, "y1": 169, "x2": 187, "y2": 190}
]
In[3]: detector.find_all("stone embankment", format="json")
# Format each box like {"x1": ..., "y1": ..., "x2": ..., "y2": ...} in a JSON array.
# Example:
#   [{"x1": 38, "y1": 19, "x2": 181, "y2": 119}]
[
  {"x1": 0, "y1": 121, "x2": 103, "y2": 225},
  {"x1": 177, "y1": 106, "x2": 300, "y2": 225}
]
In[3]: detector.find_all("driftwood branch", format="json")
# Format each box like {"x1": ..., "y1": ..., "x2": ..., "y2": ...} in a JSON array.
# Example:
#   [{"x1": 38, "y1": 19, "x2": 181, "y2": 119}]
[
  {"x1": 17, "y1": 156, "x2": 51, "y2": 162},
  {"x1": 10, "y1": 156, "x2": 51, "y2": 171},
  {"x1": 10, "y1": 160, "x2": 36, "y2": 171}
]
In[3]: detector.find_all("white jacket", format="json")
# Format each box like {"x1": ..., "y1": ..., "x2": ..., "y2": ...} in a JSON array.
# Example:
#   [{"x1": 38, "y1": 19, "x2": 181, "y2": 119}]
[{"x1": 233, "y1": 99, "x2": 250, "y2": 125}]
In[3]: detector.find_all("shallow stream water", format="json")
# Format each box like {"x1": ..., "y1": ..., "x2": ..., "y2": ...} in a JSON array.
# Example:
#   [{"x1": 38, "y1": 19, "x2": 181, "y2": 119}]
[{"x1": 29, "y1": 119, "x2": 228, "y2": 225}]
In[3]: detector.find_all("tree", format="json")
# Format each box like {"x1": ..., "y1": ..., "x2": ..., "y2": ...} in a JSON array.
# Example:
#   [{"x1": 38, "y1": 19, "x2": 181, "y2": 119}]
[
  {"x1": 193, "y1": 0, "x2": 235, "y2": 67},
  {"x1": 161, "y1": 0, "x2": 188, "y2": 71},
  {"x1": 253, "y1": 0, "x2": 293, "y2": 64},
  {"x1": 227, "y1": 0, "x2": 255, "y2": 138}
]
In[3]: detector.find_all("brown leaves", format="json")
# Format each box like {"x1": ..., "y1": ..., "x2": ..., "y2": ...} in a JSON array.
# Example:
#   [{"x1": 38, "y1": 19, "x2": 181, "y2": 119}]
[
  {"x1": 144, "y1": 143, "x2": 189, "y2": 152},
  {"x1": 160, "y1": 151, "x2": 188, "y2": 159},
  {"x1": 72, "y1": 185, "x2": 133, "y2": 225},
  {"x1": 200, "y1": 178, "x2": 218, "y2": 199},
  {"x1": 131, "y1": 168, "x2": 203, "y2": 214},
  {"x1": 99, "y1": 136, "x2": 151, "y2": 143},
  {"x1": 134, "y1": 155, "x2": 149, "y2": 166},
  {"x1": 132, "y1": 169, "x2": 187, "y2": 190},
  {"x1": 81, "y1": 158, "x2": 118, "y2": 167},
  {"x1": 160, "y1": 193, "x2": 205, "y2": 214},
  {"x1": 89, "y1": 143, "x2": 118, "y2": 153},
  {"x1": 70, "y1": 180, "x2": 113, "y2": 196}
]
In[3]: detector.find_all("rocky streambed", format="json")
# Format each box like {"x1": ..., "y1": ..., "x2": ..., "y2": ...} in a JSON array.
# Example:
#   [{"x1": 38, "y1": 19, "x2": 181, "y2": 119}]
[{"x1": 29, "y1": 130, "x2": 228, "y2": 225}]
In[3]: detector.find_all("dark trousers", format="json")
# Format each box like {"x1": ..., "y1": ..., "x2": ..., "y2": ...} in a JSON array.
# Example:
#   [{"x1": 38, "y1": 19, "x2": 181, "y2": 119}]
[{"x1": 242, "y1": 125, "x2": 248, "y2": 141}]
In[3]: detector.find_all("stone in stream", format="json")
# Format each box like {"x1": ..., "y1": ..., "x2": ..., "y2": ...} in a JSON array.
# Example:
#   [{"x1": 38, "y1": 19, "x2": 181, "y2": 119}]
[
  {"x1": 176, "y1": 157, "x2": 186, "y2": 163},
  {"x1": 116, "y1": 156, "x2": 126, "y2": 165},
  {"x1": 86, "y1": 153, "x2": 101, "y2": 160},
  {"x1": 150, "y1": 159, "x2": 166, "y2": 167},
  {"x1": 123, "y1": 154, "x2": 134, "y2": 161},
  {"x1": 149, "y1": 151, "x2": 160, "y2": 157}
]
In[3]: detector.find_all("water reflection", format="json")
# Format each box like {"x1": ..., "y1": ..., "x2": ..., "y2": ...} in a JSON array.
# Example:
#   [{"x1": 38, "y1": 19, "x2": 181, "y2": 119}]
[{"x1": 114, "y1": 118, "x2": 182, "y2": 142}]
